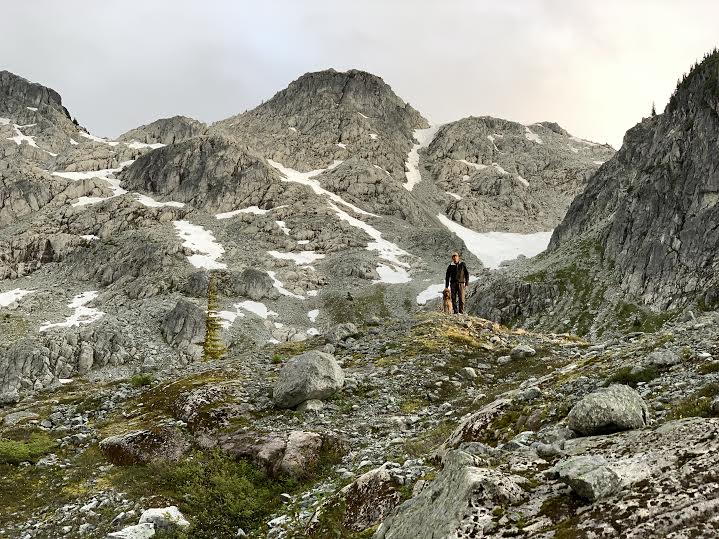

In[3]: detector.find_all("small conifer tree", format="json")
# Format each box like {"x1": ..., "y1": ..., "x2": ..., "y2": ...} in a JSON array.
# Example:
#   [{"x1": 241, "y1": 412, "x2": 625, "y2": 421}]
[
  {"x1": 202, "y1": 271, "x2": 227, "y2": 360},
  {"x1": 651, "y1": 101, "x2": 657, "y2": 116}
]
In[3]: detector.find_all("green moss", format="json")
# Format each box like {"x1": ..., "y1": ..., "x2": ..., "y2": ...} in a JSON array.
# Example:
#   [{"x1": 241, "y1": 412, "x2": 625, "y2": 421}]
[
  {"x1": 0, "y1": 431, "x2": 57, "y2": 464},
  {"x1": 404, "y1": 421, "x2": 456, "y2": 458},
  {"x1": 615, "y1": 303, "x2": 676, "y2": 333},
  {"x1": 130, "y1": 373, "x2": 155, "y2": 387},
  {"x1": 667, "y1": 382, "x2": 719, "y2": 420},
  {"x1": 606, "y1": 365, "x2": 659, "y2": 387},
  {"x1": 399, "y1": 397, "x2": 428, "y2": 414},
  {"x1": 698, "y1": 362, "x2": 719, "y2": 375}
]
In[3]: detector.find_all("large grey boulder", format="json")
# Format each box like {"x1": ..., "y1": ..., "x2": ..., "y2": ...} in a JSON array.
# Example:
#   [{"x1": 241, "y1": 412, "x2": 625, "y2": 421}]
[
  {"x1": 160, "y1": 299, "x2": 205, "y2": 358},
  {"x1": 138, "y1": 506, "x2": 190, "y2": 532},
  {"x1": 273, "y1": 351, "x2": 344, "y2": 409},
  {"x1": 118, "y1": 115, "x2": 207, "y2": 146},
  {"x1": 374, "y1": 450, "x2": 526, "y2": 538},
  {"x1": 308, "y1": 463, "x2": 405, "y2": 534},
  {"x1": 567, "y1": 384, "x2": 649, "y2": 436},
  {"x1": 99, "y1": 427, "x2": 191, "y2": 465},
  {"x1": 106, "y1": 523, "x2": 155, "y2": 539},
  {"x1": 644, "y1": 349, "x2": 681, "y2": 368},
  {"x1": 548, "y1": 455, "x2": 622, "y2": 502}
]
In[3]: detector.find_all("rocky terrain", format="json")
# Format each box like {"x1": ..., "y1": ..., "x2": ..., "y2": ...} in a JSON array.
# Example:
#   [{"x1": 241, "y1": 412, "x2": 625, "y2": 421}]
[{"x1": 0, "y1": 49, "x2": 717, "y2": 539}]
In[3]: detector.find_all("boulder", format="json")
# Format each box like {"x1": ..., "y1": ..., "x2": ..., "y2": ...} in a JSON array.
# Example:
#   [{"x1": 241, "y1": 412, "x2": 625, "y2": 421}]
[
  {"x1": 435, "y1": 398, "x2": 513, "y2": 459},
  {"x1": 567, "y1": 384, "x2": 649, "y2": 436},
  {"x1": 160, "y1": 299, "x2": 205, "y2": 358},
  {"x1": 644, "y1": 349, "x2": 681, "y2": 368},
  {"x1": 509, "y1": 344, "x2": 536, "y2": 360},
  {"x1": 2, "y1": 410, "x2": 39, "y2": 426},
  {"x1": 548, "y1": 455, "x2": 622, "y2": 502},
  {"x1": 374, "y1": 450, "x2": 526, "y2": 538},
  {"x1": 138, "y1": 506, "x2": 190, "y2": 532},
  {"x1": 308, "y1": 463, "x2": 404, "y2": 534},
  {"x1": 279, "y1": 431, "x2": 323, "y2": 477},
  {"x1": 99, "y1": 427, "x2": 191, "y2": 465},
  {"x1": 273, "y1": 351, "x2": 344, "y2": 409},
  {"x1": 327, "y1": 322, "x2": 358, "y2": 343},
  {"x1": 106, "y1": 523, "x2": 155, "y2": 539}
]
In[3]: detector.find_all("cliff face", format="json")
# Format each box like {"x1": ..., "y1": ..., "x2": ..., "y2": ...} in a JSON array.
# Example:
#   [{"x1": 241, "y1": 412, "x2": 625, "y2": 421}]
[{"x1": 551, "y1": 50, "x2": 719, "y2": 310}]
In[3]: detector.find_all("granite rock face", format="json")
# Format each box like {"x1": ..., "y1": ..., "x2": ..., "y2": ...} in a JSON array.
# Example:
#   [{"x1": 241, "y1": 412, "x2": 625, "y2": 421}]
[
  {"x1": 118, "y1": 116, "x2": 207, "y2": 146},
  {"x1": 424, "y1": 116, "x2": 614, "y2": 233},
  {"x1": 213, "y1": 69, "x2": 428, "y2": 175}
]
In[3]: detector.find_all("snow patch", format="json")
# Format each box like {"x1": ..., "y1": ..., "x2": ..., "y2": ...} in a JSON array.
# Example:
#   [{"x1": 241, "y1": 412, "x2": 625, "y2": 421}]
[
  {"x1": 126, "y1": 140, "x2": 165, "y2": 150},
  {"x1": 437, "y1": 214, "x2": 552, "y2": 269},
  {"x1": 7, "y1": 124, "x2": 38, "y2": 148},
  {"x1": 216, "y1": 206, "x2": 269, "y2": 219},
  {"x1": 80, "y1": 235, "x2": 99, "y2": 241},
  {"x1": 69, "y1": 138, "x2": 79, "y2": 145},
  {"x1": 516, "y1": 175, "x2": 530, "y2": 187},
  {"x1": 267, "y1": 250, "x2": 325, "y2": 265},
  {"x1": 307, "y1": 309, "x2": 319, "y2": 322},
  {"x1": 369, "y1": 133, "x2": 378, "y2": 140},
  {"x1": 571, "y1": 136, "x2": 599, "y2": 147},
  {"x1": 493, "y1": 163, "x2": 509, "y2": 175},
  {"x1": 593, "y1": 160, "x2": 605, "y2": 165},
  {"x1": 416, "y1": 283, "x2": 445, "y2": 305},
  {"x1": 275, "y1": 220, "x2": 290, "y2": 235},
  {"x1": 238, "y1": 300, "x2": 278, "y2": 319},
  {"x1": 0, "y1": 289, "x2": 33, "y2": 307},
  {"x1": 173, "y1": 221, "x2": 226, "y2": 270},
  {"x1": 404, "y1": 125, "x2": 441, "y2": 191},
  {"x1": 26, "y1": 107, "x2": 38, "y2": 111},
  {"x1": 288, "y1": 127, "x2": 297, "y2": 132},
  {"x1": 375, "y1": 264, "x2": 411, "y2": 284},
  {"x1": 447, "y1": 192, "x2": 462, "y2": 200},
  {"x1": 39, "y1": 291, "x2": 104, "y2": 332},
  {"x1": 267, "y1": 271, "x2": 305, "y2": 300},
  {"x1": 307, "y1": 328, "x2": 320, "y2": 336},
  {"x1": 0, "y1": 117, "x2": 10, "y2": 125},
  {"x1": 458, "y1": 159, "x2": 487, "y2": 171},
  {"x1": 357, "y1": 112, "x2": 369, "y2": 119},
  {"x1": 524, "y1": 126, "x2": 543, "y2": 144},
  {"x1": 79, "y1": 132, "x2": 119, "y2": 146},
  {"x1": 306, "y1": 290, "x2": 318, "y2": 297},
  {"x1": 135, "y1": 194, "x2": 185, "y2": 208},
  {"x1": 336, "y1": 142, "x2": 347, "y2": 149},
  {"x1": 568, "y1": 145, "x2": 579, "y2": 154},
  {"x1": 268, "y1": 159, "x2": 375, "y2": 217}
]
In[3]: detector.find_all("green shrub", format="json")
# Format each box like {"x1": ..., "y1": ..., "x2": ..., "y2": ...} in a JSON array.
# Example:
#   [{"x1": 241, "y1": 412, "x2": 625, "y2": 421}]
[
  {"x1": 0, "y1": 432, "x2": 57, "y2": 464},
  {"x1": 667, "y1": 383, "x2": 719, "y2": 420}
]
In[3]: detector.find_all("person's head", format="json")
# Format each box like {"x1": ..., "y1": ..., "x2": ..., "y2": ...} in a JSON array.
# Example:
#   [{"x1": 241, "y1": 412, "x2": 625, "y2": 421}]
[{"x1": 451, "y1": 251, "x2": 461, "y2": 263}]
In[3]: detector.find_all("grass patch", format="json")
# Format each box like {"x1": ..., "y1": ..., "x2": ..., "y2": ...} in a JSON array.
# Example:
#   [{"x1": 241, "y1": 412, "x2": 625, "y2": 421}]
[
  {"x1": 615, "y1": 303, "x2": 676, "y2": 333},
  {"x1": 606, "y1": 365, "x2": 659, "y2": 387},
  {"x1": 130, "y1": 373, "x2": 155, "y2": 388},
  {"x1": 667, "y1": 382, "x2": 719, "y2": 420},
  {"x1": 404, "y1": 421, "x2": 456, "y2": 458},
  {"x1": 0, "y1": 431, "x2": 57, "y2": 465},
  {"x1": 399, "y1": 397, "x2": 427, "y2": 414},
  {"x1": 699, "y1": 362, "x2": 719, "y2": 375}
]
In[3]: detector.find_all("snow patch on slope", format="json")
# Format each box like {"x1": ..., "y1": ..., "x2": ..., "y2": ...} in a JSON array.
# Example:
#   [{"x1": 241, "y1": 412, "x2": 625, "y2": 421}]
[
  {"x1": 437, "y1": 214, "x2": 552, "y2": 269},
  {"x1": 39, "y1": 291, "x2": 103, "y2": 332},
  {"x1": 0, "y1": 289, "x2": 33, "y2": 307},
  {"x1": 173, "y1": 221, "x2": 226, "y2": 270},
  {"x1": 404, "y1": 125, "x2": 441, "y2": 191}
]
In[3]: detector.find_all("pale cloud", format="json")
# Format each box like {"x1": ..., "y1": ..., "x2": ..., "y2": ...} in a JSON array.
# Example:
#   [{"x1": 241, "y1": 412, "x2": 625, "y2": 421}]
[{"x1": 1, "y1": 0, "x2": 717, "y2": 147}]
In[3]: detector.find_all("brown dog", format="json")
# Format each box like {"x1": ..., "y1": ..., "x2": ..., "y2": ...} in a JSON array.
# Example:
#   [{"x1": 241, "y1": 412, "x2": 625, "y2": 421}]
[{"x1": 442, "y1": 288, "x2": 452, "y2": 314}]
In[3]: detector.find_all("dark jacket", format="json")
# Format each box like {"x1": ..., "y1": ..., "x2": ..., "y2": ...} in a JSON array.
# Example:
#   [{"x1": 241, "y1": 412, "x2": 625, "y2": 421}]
[{"x1": 445, "y1": 261, "x2": 469, "y2": 288}]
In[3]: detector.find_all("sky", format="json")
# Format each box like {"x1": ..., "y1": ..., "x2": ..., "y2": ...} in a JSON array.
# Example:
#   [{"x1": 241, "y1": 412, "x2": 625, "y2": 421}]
[{"x1": 2, "y1": 0, "x2": 717, "y2": 148}]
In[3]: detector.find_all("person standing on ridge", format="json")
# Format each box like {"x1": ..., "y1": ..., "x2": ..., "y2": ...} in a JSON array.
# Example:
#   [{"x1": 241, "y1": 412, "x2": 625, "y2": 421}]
[{"x1": 445, "y1": 250, "x2": 470, "y2": 314}]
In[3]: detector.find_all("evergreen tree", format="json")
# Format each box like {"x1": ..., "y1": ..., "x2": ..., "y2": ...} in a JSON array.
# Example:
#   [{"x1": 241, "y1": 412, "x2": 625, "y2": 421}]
[
  {"x1": 202, "y1": 271, "x2": 227, "y2": 360},
  {"x1": 651, "y1": 101, "x2": 657, "y2": 116}
]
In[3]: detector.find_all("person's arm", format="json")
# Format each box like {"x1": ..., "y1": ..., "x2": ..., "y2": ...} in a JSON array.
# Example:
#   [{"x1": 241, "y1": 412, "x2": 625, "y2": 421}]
[
  {"x1": 445, "y1": 265, "x2": 450, "y2": 288},
  {"x1": 464, "y1": 264, "x2": 470, "y2": 287}
]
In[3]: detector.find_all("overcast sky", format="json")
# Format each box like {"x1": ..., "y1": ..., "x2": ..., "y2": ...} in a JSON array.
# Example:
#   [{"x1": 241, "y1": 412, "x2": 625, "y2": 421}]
[{"x1": 3, "y1": 1, "x2": 717, "y2": 148}]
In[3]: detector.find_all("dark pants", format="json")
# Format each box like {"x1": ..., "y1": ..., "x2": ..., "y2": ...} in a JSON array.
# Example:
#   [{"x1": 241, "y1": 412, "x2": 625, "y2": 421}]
[{"x1": 450, "y1": 281, "x2": 465, "y2": 314}]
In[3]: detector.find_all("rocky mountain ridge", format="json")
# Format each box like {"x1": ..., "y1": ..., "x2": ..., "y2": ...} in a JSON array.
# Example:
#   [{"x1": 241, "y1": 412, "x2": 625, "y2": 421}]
[{"x1": 1, "y1": 51, "x2": 717, "y2": 538}]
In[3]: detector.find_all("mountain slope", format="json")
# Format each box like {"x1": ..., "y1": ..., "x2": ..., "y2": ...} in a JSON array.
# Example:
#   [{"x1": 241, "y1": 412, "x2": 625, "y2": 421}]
[{"x1": 469, "y1": 49, "x2": 719, "y2": 335}]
